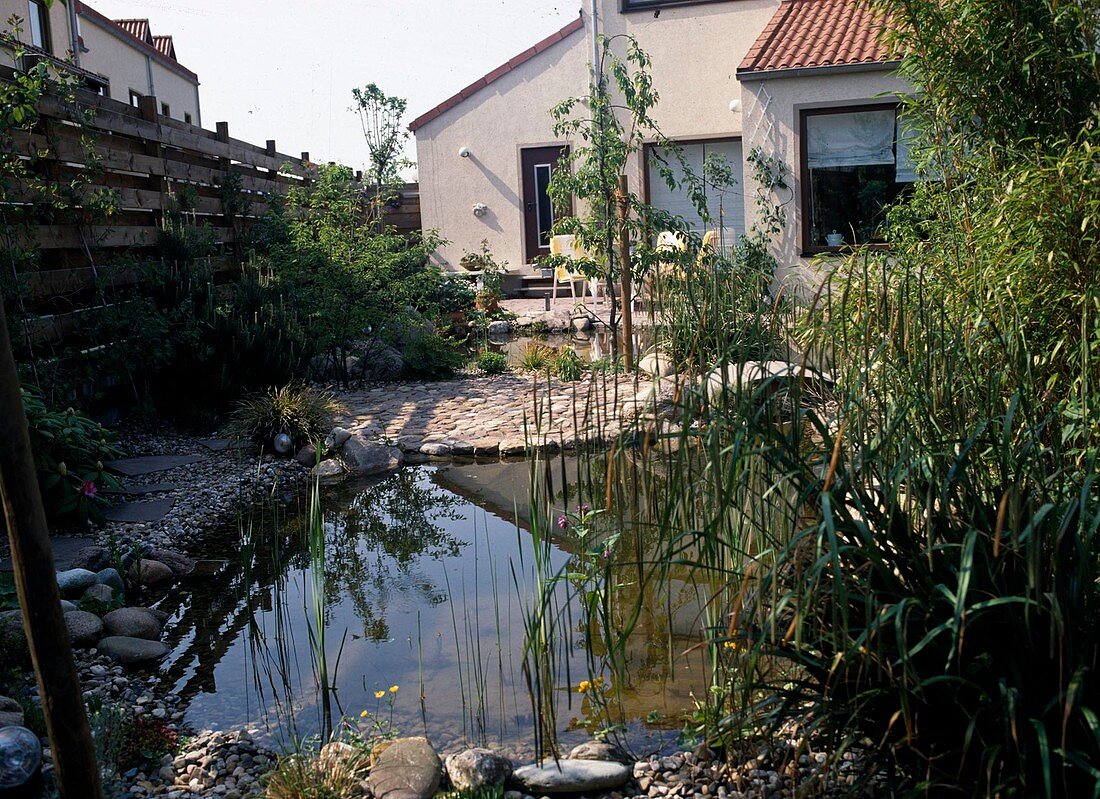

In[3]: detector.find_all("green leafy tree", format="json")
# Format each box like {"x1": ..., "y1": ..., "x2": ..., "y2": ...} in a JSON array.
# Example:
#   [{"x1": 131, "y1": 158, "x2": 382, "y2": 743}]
[{"x1": 352, "y1": 83, "x2": 413, "y2": 222}]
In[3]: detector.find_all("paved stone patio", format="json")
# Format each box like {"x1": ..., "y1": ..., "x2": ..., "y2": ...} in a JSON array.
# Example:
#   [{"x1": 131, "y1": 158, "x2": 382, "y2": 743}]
[{"x1": 334, "y1": 372, "x2": 645, "y2": 457}]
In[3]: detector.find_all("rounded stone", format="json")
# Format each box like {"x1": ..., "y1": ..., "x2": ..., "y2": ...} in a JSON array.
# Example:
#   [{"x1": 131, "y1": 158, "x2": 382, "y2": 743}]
[
  {"x1": 81, "y1": 583, "x2": 115, "y2": 604},
  {"x1": 63, "y1": 610, "x2": 103, "y2": 648},
  {"x1": 510, "y1": 760, "x2": 631, "y2": 794},
  {"x1": 66, "y1": 546, "x2": 111, "y2": 572},
  {"x1": 56, "y1": 568, "x2": 97, "y2": 597},
  {"x1": 146, "y1": 549, "x2": 196, "y2": 578},
  {"x1": 369, "y1": 737, "x2": 442, "y2": 799},
  {"x1": 102, "y1": 607, "x2": 163, "y2": 641},
  {"x1": 446, "y1": 748, "x2": 513, "y2": 792},
  {"x1": 96, "y1": 636, "x2": 170, "y2": 664},
  {"x1": 0, "y1": 697, "x2": 23, "y2": 730},
  {"x1": 568, "y1": 741, "x2": 632, "y2": 765},
  {"x1": 129, "y1": 559, "x2": 174, "y2": 587},
  {"x1": 95, "y1": 567, "x2": 125, "y2": 592}
]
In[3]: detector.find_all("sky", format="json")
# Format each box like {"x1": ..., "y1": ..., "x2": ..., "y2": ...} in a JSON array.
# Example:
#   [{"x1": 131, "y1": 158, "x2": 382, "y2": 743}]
[{"x1": 87, "y1": 0, "x2": 579, "y2": 178}]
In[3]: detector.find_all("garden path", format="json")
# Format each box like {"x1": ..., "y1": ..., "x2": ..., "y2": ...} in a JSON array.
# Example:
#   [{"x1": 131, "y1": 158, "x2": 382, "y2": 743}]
[{"x1": 334, "y1": 372, "x2": 643, "y2": 457}]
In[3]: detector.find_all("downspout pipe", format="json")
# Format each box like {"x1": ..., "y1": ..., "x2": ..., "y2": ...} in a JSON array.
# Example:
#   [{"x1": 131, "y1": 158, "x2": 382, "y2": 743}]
[{"x1": 67, "y1": 0, "x2": 80, "y2": 66}]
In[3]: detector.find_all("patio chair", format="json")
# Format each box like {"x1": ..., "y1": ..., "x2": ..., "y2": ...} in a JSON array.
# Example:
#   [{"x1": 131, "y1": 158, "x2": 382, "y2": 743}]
[
  {"x1": 550, "y1": 235, "x2": 600, "y2": 306},
  {"x1": 696, "y1": 229, "x2": 720, "y2": 269}
]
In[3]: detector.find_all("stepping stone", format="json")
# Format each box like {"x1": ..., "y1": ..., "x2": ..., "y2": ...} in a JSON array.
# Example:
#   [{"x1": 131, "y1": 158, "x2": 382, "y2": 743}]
[
  {"x1": 103, "y1": 455, "x2": 205, "y2": 477},
  {"x1": 197, "y1": 438, "x2": 233, "y2": 451},
  {"x1": 101, "y1": 482, "x2": 180, "y2": 497},
  {"x1": 103, "y1": 498, "x2": 175, "y2": 523}
]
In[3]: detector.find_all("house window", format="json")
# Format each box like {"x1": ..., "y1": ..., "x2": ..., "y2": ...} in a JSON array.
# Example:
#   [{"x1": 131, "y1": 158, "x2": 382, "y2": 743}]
[
  {"x1": 129, "y1": 90, "x2": 142, "y2": 108},
  {"x1": 621, "y1": 0, "x2": 729, "y2": 11},
  {"x1": 27, "y1": 0, "x2": 50, "y2": 52},
  {"x1": 184, "y1": 112, "x2": 193, "y2": 124},
  {"x1": 646, "y1": 138, "x2": 745, "y2": 248},
  {"x1": 160, "y1": 102, "x2": 170, "y2": 117},
  {"x1": 800, "y1": 105, "x2": 916, "y2": 252}
]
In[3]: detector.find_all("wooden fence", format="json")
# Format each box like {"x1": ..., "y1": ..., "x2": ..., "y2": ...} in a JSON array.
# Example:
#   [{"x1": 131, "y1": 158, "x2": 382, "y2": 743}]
[{"x1": 2, "y1": 77, "x2": 420, "y2": 349}]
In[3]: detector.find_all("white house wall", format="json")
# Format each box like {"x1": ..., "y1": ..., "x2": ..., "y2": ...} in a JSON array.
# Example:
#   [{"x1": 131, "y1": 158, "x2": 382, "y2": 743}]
[
  {"x1": 415, "y1": 0, "x2": 781, "y2": 271},
  {"x1": 740, "y1": 69, "x2": 910, "y2": 295}
]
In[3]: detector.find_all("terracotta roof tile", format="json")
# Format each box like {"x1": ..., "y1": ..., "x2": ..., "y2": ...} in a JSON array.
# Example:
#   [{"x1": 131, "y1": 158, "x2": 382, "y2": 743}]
[
  {"x1": 409, "y1": 12, "x2": 584, "y2": 132},
  {"x1": 113, "y1": 18, "x2": 152, "y2": 44},
  {"x1": 738, "y1": 0, "x2": 897, "y2": 76}
]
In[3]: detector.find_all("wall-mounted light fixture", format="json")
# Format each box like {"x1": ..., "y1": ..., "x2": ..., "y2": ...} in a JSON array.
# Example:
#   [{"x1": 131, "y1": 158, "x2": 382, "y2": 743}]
[
  {"x1": 459, "y1": 147, "x2": 471, "y2": 158},
  {"x1": 728, "y1": 99, "x2": 742, "y2": 113}
]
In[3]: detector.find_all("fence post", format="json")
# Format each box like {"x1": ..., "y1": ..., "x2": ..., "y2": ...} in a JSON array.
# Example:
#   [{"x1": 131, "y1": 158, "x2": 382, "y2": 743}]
[
  {"x1": 0, "y1": 295, "x2": 105, "y2": 799},
  {"x1": 138, "y1": 96, "x2": 167, "y2": 232}
]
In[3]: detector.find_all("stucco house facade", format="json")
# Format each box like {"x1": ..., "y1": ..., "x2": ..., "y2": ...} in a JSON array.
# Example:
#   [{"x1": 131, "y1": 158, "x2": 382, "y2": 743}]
[
  {"x1": 411, "y1": 0, "x2": 911, "y2": 292},
  {"x1": 0, "y1": 0, "x2": 200, "y2": 124}
]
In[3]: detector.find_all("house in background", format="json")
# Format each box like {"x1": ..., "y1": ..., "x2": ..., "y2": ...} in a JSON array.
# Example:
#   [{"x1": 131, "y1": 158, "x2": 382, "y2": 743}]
[
  {"x1": 0, "y1": 0, "x2": 200, "y2": 124},
  {"x1": 411, "y1": 0, "x2": 910, "y2": 293}
]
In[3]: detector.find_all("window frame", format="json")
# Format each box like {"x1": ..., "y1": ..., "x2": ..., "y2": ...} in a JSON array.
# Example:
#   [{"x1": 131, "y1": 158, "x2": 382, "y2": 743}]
[
  {"x1": 642, "y1": 135, "x2": 745, "y2": 241},
  {"x1": 799, "y1": 102, "x2": 902, "y2": 256},
  {"x1": 620, "y1": 0, "x2": 732, "y2": 12},
  {"x1": 184, "y1": 112, "x2": 193, "y2": 124},
  {"x1": 160, "y1": 101, "x2": 171, "y2": 117},
  {"x1": 27, "y1": 0, "x2": 51, "y2": 53},
  {"x1": 128, "y1": 90, "x2": 142, "y2": 108}
]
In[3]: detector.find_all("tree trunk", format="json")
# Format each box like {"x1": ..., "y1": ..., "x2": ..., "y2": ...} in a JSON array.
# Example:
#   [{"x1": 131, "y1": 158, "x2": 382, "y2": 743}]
[
  {"x1": 0, "y1": 295, "x2": 105, "y2": 799},
  {"x1": 616, "y1": 174, "x2": 635, "y2": 371}
]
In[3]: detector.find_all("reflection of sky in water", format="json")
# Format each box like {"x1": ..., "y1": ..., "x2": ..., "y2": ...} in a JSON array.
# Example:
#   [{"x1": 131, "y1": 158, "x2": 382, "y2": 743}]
[{"x1": 154, "y1": 464, "x2": 706, "y2": 757}]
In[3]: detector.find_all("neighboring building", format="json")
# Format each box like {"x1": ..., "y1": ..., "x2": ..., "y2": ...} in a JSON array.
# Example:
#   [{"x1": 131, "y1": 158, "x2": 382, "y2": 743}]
[
  {"x1": 0, "y1": 0, "x2": 200, "y2": 124},
  {"x1": 411, "y1": 0, "x2": 908, "y2": 290}
]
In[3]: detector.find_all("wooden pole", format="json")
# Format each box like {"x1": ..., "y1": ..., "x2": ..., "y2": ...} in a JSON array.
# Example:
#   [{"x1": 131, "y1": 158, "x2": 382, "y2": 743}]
[
  {"x1": 616, "y1": 174, "x2": 635, "y2": 371},
  {"x1": 0, "y1": 295, "x2": 104, "y2": 799}
]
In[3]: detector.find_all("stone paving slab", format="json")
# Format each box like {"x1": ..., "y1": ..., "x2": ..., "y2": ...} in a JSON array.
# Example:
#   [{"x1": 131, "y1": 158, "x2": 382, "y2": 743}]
[
  {"x1": 102, "y1": 498, "x2": 176, "y2": 523},
  {"x1": 0, "y1": 535, "x2": 97, "y2": 572},
  {"x1": 103, "y1": 454, "x2": 207, "y2": 476},
  {"x1": 335, "y1": 372, "x2": 646, "y2": 459}
]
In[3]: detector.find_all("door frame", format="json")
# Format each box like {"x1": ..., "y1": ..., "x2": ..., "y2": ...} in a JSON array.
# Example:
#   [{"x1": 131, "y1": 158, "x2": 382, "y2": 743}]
[{"x1": 519, "y1": 143, "x2": 572, "y2": 265}]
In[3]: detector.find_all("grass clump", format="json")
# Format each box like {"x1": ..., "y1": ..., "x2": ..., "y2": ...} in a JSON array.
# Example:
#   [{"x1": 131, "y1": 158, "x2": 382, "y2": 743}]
[
  {"x1": 518, "y1": 341, "x2": 555, "y2": 372},
  {"x1": 229, "y1": 383, "x2": 336, "y2": 451},
  {"x1": 265, "y1": 743, "x2": 371, "y2": 799},
  {"x1": 475, "y1": 351, "x2": 509, "y2": 376}
]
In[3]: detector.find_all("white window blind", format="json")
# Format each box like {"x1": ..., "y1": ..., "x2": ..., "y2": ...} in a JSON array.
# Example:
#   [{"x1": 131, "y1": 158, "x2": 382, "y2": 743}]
[
  {"x1": 647, "y1": 141, "x2": 746, "y2": 247},
  {"x1": 807, "y1": 110, "x2": 896, "y2": 168}
]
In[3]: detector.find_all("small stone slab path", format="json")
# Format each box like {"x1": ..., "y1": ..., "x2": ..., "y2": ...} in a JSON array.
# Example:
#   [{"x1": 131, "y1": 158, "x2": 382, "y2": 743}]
[
  {"x1": 101, "y1": 482, "x2": 181, "y2": 496},
  {"x1": 102, "y1": 498, "x2": 176, "y2": 523},
  {"x1": 335, "y1": 373, "x2": 643, "y2": 457},
  {"x1": 104, "y1": 454, "x2": 207, "y2": 477}
]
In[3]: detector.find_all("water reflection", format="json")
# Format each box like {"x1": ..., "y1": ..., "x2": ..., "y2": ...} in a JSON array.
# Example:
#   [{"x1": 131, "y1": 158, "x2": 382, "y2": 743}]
[{"x1": 151, "y1": 460, "x2": 708, "y2": 757}]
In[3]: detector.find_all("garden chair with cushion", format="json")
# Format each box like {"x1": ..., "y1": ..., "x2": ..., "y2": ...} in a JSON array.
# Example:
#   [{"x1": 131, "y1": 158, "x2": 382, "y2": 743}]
[{"x1": 550, "y1": 234, "x2": 601, "y2": 306}]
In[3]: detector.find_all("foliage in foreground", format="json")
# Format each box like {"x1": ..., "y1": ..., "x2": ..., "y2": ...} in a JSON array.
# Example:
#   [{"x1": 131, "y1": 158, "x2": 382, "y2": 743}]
[{"x1": 228, "y1": 384, "x2": 336, "y2": 451}]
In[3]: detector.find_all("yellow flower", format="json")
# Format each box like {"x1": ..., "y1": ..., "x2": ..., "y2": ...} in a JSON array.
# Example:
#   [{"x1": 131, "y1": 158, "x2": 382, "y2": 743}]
[
  {"x1": 577, "y1": 680, "x2": 591, "y2": 694},
  {"x1": 389, "y1": 685, "x2": 399, "y2": 694},
  {"x1": 374, "y1": 690, "x2": 385, "y2": 699},
  {"x1": 722, "y1": 640, "x2": 743, "y2": 652},
  {"x1": 360, "y1": 710, "x2": 369, "y2": 718}
]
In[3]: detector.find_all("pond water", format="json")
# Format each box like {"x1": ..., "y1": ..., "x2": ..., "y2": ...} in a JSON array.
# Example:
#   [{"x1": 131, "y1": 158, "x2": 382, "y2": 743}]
[{"x1": 150, "y1": 459, "x2": 710, "y2": 759}]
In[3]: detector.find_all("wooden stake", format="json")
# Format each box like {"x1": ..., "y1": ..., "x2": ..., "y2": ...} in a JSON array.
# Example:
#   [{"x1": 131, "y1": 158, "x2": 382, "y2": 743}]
[
  {"x1": 0, "y1": 295, "x2": 104, "y2": 799},
  {"x1": 616, "y1": 174, "x2": 635, "y2": 371}
]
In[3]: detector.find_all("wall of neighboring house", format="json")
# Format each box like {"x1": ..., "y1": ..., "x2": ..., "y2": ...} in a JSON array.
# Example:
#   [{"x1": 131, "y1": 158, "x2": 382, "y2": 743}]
[
  {"x1": 415, "y1": 0, "x2": 780, "y2": 271},
  {"x1": 0, "y1": 0, "x2": 73, "y2": 66},
  {"x1": 414, "y1": 20, "x2": 589, "y2": 271},
  {"x1": 740, "y1": 68, "x2": 910, "y2": 295},
  {"x1": 77, "y1": 11, "x2": 199, "y2": 123}
]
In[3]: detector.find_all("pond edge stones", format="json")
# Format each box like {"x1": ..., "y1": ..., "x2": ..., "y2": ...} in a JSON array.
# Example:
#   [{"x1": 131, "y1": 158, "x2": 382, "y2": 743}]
[
  {"x1": 445, "y1": 748, "x2": 513, "y2": 792},
  {"x1": 369, "y1": 737, "x2": 443, "y2": 799},
  {"x1": 510, "y1": 759, "x2": 631, "y2": 794}
]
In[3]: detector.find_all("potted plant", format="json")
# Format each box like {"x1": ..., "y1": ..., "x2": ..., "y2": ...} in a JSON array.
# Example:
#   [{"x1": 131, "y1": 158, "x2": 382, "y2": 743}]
[{"x1": 462, "y1": 240, "x2": 507, "y2": 314}]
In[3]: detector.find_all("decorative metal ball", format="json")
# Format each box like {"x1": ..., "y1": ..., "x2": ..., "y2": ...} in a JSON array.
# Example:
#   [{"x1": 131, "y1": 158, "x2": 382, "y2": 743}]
[
  {"x1": 0, "y1": 726, "x2": 42, "y2": 789},
  {"x1": 273, "y1": 433, "x2": 293, "y2": 455}
]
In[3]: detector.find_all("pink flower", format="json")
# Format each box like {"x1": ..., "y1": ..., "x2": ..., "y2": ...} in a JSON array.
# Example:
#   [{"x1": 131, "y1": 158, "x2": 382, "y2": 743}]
[
  {"x1": 80, "y1": 480, "x2": 97, "y2": 499},
  {"x1": 557, "y1": 515, "x2": 568, "y2": 530},
  {"x1": 602, "y1": 548, "x2": 613, "y2": 560},
  {"x1": 580, "y1": 504, "x2": 590, "y2": 513}
]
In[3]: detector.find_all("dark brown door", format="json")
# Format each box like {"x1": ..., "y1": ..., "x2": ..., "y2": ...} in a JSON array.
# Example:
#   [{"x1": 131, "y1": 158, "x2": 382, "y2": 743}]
[{"x1": 521, "y1": 146, "x2": 569, "y2": 264}]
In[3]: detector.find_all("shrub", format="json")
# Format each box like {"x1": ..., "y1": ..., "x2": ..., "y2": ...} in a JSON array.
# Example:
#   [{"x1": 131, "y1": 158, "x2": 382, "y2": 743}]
[
  {"x1": 22, "y1": 390, "x2": 122, "y2": 524},
  {"x1": 555, "y1": 347, "x2": 585, "y2": 381},
  {"x1": 475, "y1": 351, "x2": 509, "y2": 375},
  {"x1": 401, "y1": 332, "x2": 467, "y2": 380},
  {"x1": 229, "y1": 383, "x2": 336, "y2": 451},
  {"x1": 518, "y1": 341, "x2": 555, "y2": 372}
]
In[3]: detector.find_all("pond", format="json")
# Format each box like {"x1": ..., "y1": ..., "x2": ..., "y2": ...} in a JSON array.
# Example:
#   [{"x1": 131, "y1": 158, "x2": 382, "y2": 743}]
[{"x1": 150, "y1": 459, "x2": 711, "y2": 759}]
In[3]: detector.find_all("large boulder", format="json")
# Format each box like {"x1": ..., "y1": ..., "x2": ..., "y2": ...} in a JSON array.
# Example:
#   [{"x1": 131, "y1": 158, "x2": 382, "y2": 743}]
[
  {"x1": 96, "y1": 636, "x2": 170, "y2": 664},
  {"x1": 63, "y1": 610, "x2": 103, "y2": 648},
  {"x1": 95, "y1": 568, "x2": 124, "y2": 593},
  {"x1": 67, "y1": 546, "x2": 111, "y2": 572},
  {"x1": 568, "y1": 740, "x2": 632, "y2": 764},
  {"x1": 0, "y1": 696, "x2": 23, "y2": 729},
  {"x1": 81, "y1": 583, "x2": 114, "y2": 604},
  {"x1": 510, "y1": 760, "x2": 631, "y2": 794},
  {"x1": 56, "y1": 569, "x2": 97, "y2": 598},
  {"x1": 341, "y1": 435, "x2": 402, "y2": 477},
  {"x1": 638, "y1": 351, "x2": 677, "y2": 378},
  {"x1": 369, "y1": 737, "x2": 442, "y2": 799},
  {"x1": 312, "y1": 459, "x2": 347, "y2": 484},
  {"x1": 362, "y1": 346, "x2": 405, "y2": 382},
  {"x1": 102, "y1": 607, "x2": 163, "y2": 641},
  {"x1": 128, "y1": 559, "x2": 174, "y2": 587},
  {"x1": 146, "y1": 548, "x2": 195, "y2": 578},
  {"x1": 445, "y1": 748, "x2": 512, "y2": 792},
  {"x1": 295, "y1": 443, "x2": 318, "y2": 467}
]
